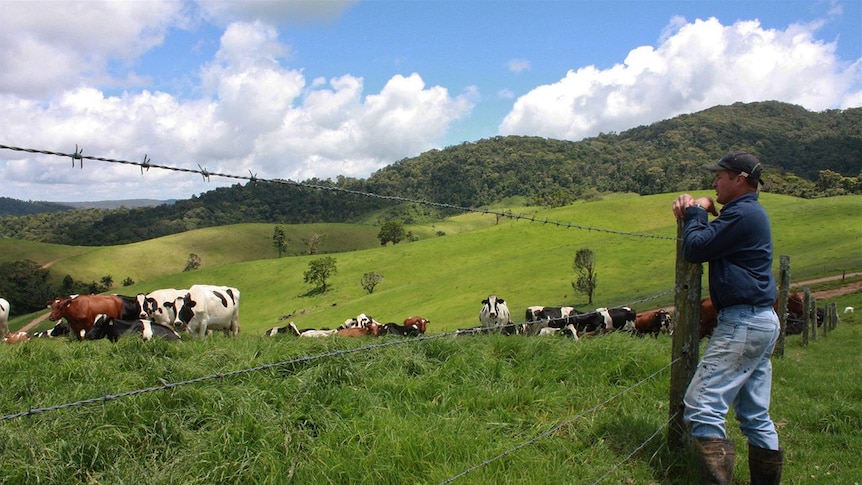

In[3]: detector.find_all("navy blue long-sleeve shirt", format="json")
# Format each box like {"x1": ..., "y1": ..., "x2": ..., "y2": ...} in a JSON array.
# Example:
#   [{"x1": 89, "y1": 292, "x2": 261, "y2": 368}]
[{"x1": 682, "y1": 192, "x2": 777, "y2": 312}]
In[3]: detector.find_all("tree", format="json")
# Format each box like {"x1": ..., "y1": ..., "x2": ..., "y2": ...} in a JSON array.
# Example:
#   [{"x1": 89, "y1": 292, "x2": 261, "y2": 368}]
[
  {"x1": 361, "y1": 272, "x2": 384, "y2": 294},
  {"x1": 304, "y1": 256, "x2": 337, "y2": 292},
  {"x1": 572, "y1": 248, "x2": 597, "y2": 304},
  {"x1": 378, "y1": 220, "x2": 406, "y2": 246},
  {"x1": 122, "y1": 277, "x2": 135, "y2": 287},
  {"x1": 100, "y1": 275, "x2": 114, "y2": 290},
  {"x1": 184, "y1": 253, "x2": 201, "y2": 272},
  {"x1": 307, "y1": 232, "x2": 326, "y2": 255},
  {"x1": 272, "y1": 225, "x2": 287, "y2": 258}
]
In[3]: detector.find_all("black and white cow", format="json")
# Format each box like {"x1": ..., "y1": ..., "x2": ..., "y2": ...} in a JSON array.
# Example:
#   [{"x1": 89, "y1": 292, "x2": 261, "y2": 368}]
[
  {"x1": 137, "y1": 289, "x2": 188, "y2": 325},
  {"x1": 0, "y1": 297, "x2": 9, "y2": 340},
  {"x1": 32, "y1": 320, "x2": 70, "y2": 338},
  {"x1": 114, "y1": 294, "x2": 144, "y2": 321},
  {"x1": 479, "y1": 295, "x2": 514, "y2": 333},
  {"x1": 86, "y1": 314, "x2": 182, "y2": 342},
  {"x1": 172, "y1": 285, "x2": 240, "y2": 337},
  {"x1": 340, "y1": 313, "x2": 380, "y2": 329},
  {"x1": 523, "y1": 305, "x2": 581, "y2": 335},
  {"x1": 604, "y1": 306, "x2": 637, "y2": 332},
  {"x1": 380, "y1": 322, "x2": 421, "y2": 337}
]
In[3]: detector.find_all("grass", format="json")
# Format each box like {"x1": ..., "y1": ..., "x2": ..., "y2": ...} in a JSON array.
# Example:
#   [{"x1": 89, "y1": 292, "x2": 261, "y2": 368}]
[{"x1": 1, "y1": 292, "x2": 859, "y2": 484}]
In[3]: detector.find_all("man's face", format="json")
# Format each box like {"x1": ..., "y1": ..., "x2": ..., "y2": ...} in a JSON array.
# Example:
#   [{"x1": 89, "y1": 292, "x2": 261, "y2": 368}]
[{"x1": 712, "y1": 170, "x2": 741, "y2": 205}]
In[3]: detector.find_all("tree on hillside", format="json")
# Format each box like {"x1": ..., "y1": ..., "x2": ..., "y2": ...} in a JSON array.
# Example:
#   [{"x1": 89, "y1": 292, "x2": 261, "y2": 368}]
[
  {"x1": 304, "y1": 256, "x2": 337, "y2": 293},
  {"x1": 272, "y1": 225, "x2": 287, "y2": 258},
  {"x1": 100, "y1": 275, "x2": 113, "y2": 290},
  {"x1": 378, "y1": 220, "x2": 406, "y2": 246},
  {"x1": 184, "y1": 253, "x2": 201, "y2": 272},
  {"x1": 361, "y1": 272, "x2": 384, "y2": 294},
  {"x1": 307, "y1": 232, "x2": 326, "y2": 255},
  {"x1": 572, "y1": 248, "x2": 597, "y2": 304},
  {"x1": 0, "y1": 260, "x2": 52, "y2": 315}
]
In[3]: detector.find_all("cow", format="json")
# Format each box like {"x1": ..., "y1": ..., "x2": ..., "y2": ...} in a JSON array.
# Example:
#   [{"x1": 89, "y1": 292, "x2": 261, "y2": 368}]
[
  {"x1": 634, "y1": 309, "x2": 673, "y2": 338},
  {"x1": 32, "y1": 320, "x2": 71, "y2": 338},
  {"x1": 172, "y1": 285, "x2": 240, "y2": 338},
  {"x1": 341, "y1": 313, "x2": 380, "y2": 329},
  {"x1": 523, "y1": 306, "x2": 580, "y2": 335},
  {"x1": 0, "y1": 297, "x2": 9, "y2": 340},
  {"x1": 137, "y1": 289, "x2": 188, "y2": 324},
  {"x1": 479, "y1": 295, "x2": 515, "y2": 334},
  {"x1": 604, "y1": 306, "x2": 637, "y2": 332},
  {"x1": 3, "y1": 331, "x2": 30, "y2": 344},
  {"x1": 336, "y1": 321, "x2": 381, "y2": 337},
  {"x1": 381, "y1": 322, "x2": 421, "y2": 337},
  {"x1": 86, "y1": 314, "x2": 182, "y2": 342},
  {"x1": 845, "y1": 306, "x2": 855, "y2": 314},
  {"x1": 569, "y1": 311, "x2": 607, "y2": 336},
  {"x1": 263, "y1": 324, "x2": 294, "y2": 336},
  {"x1": 114, "y1": 294, "x2": 143, "y2": 320},
  {"x1": 403, "y1": 316, "x2": 430, "y2": 334},
  {"x1": 48, "y1": 294, "x2": 126, "y2": 340}
]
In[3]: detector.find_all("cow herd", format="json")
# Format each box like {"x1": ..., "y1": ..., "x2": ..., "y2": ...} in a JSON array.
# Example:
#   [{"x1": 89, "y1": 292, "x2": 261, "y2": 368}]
[
  {"x1": 462, "y1": 294, "x2": 673, "y2": 340},
  {"x1": 0, "y1": 287, "x2": 832, "y2": 346}
]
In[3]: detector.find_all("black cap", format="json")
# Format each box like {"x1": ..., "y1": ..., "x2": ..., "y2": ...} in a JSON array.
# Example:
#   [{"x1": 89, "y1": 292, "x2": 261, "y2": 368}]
[{"x1": 703, "y1": 152, "x2": 763, "y2": 185}]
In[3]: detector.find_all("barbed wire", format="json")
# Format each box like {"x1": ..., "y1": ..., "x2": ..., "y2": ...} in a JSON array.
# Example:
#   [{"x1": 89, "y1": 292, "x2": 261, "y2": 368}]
[
  {"x1": 437, "y1": 355, "x2": 680, "y2": 484},
  {"x1": 0, "y1": 143, "x2": 678, "y2": 241}
]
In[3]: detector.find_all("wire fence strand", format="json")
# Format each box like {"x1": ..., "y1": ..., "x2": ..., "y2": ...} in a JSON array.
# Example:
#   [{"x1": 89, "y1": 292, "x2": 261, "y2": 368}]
[{"x1": 0, "y1": 143, "x2": 678, "y2": 241}]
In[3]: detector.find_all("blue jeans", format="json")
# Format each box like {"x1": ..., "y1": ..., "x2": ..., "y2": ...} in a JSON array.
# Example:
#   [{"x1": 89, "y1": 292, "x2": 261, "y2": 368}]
[{"x1": 684, "y1": 305, "x2": 780, "y2": 450}]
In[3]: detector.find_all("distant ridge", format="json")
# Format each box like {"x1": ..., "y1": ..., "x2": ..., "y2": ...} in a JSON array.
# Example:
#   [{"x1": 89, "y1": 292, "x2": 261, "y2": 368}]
[{"x1": 60, "y1": 199, "x2": 175, "y2": 210}]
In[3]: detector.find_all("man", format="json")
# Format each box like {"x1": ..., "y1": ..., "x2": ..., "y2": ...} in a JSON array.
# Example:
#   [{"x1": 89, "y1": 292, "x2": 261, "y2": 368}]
[{"x1": 672, "y1": 152, "x2": 783, "y2": 485}]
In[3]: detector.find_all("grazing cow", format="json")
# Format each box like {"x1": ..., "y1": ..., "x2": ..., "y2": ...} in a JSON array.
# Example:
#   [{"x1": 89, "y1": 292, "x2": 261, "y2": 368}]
[
  {"x1": 381, "y1": 322, "x2": 421, "y2": 337},
  {"x1": 172, "y1": 285, "x2": 240, "y2": 337},
  {"x1": 48, "y1": 294, "x2": 126, "y2": 340},
  {"x1": 479, "y1": 295, "x2": 514, "y2": 333},
  {"x1": 87, "y1": 314, "x2": 182, "y2": 342},
  {"x1": 403, "y1": 316, "x2": 430, "y2": 334},
  {"x1": 523, "y1": 306, "x2": 580, "y2": 335},
  {"x1": 137, "y1": 289, "x2": 188, "y2": 324},
  {"x1": 845, "y1": 306, "x2": 855, "y2": 314},
  {"x1": 32, "y1": 320, "x2": 71, "y2": 338},
  {"x1": 634, "y1": 309, "x2": 672, "y2": 338},
  {"x1": 0, "y1": 297, "x2": 9, "y2": 340},
  {"x1": 4, "y1": 331, "x2": 30, "y2": 344}
]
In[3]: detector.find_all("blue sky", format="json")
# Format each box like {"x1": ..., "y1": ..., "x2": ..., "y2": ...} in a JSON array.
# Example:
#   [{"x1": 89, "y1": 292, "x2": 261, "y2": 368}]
[{"x1": 1, "y1": 0, "x2": 859, "y2": 202}]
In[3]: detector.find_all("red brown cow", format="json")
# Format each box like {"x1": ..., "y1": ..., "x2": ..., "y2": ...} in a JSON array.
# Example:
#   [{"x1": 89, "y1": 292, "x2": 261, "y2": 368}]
[
  {"x1": 48, "y1": 295, "x2": 125, "y2": 340},
  {"x1": 634, "y1": 309, "x2": 672, "y2": 338},
  {"x1": 403, "y1": 316, "x2": 429, "y2": 334},
  {"x1": 336, "y1": 321, "x2": 381, "y2": 337}
]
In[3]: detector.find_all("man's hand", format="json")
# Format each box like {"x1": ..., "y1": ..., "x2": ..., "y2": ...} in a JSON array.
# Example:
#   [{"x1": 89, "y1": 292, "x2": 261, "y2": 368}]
[{"x1": 673, "y1": 195, "x2": 718, "y2": 219}]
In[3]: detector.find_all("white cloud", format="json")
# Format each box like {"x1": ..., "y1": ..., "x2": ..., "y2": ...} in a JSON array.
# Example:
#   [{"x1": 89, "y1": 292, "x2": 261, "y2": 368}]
[
  {"x1": 507, "y1": 58, "x2": 531, "y2": 73},
  {"x1": 500, "y1": 17, "x2": 861, "y2": 140},
  {"x1": 0, "y1": 1, "x2": 186, "y2": 98}
]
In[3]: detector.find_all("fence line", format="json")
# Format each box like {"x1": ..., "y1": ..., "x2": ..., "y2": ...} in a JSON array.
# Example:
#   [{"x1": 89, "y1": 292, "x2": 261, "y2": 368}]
[
  {"x1": 2, "y1": 288, "x2": 675, "y2": 422},
  {"x1": 0, "y1": 143, "x2": 677, "y2": 241}
]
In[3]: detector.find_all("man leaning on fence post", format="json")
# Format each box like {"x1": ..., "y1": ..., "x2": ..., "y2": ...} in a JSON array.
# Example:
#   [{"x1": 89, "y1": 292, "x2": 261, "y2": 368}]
[{"x1": 672, "y1": 152, "x2": 783, "y2": 485}]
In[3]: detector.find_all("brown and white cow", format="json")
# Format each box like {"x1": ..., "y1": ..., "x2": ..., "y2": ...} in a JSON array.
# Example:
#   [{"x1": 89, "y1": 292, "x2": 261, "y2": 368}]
[
  {"x1": 634, "y1": 309, "x2": 673, "y2": 338},
  {"x1": 48, "y1": 294, "x2": 126, "y2": 340}
]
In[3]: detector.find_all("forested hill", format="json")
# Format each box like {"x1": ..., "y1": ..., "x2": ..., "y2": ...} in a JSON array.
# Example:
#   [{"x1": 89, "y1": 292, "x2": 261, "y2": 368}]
[{"x1": 1, "y1": 101, "x2": 860, "y2": 246}]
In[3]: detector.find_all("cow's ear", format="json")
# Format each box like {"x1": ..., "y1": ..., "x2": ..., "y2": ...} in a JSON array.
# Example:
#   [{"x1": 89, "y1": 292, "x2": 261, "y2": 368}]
[
  {"x1": 498, "y1": 298, "x2": 505, "y2": 304},
  {"x1": 482, "y1": 299, "x2": 489, "y2": 304}
]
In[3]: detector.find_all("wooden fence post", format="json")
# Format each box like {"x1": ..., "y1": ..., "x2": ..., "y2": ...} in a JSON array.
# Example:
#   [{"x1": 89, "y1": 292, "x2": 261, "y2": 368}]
[
  {"x1": 832, "y1": 302, "x2": 839, "y2": 330},
  {"x1": 811, "y1": 294, "x2": 817, "y2": 341},
  {"x1": 774, "y1": 255, "x2": 790, "y2": 358},
  {"x1": 668, "y1": 219, "x2": 702, "y2": 451},
  {"x1": 823, "y1": 300, "x2": 829, "y2": 338},
  {"x1": 801, "y1": 288, "x2": 810, "y2": 346}
]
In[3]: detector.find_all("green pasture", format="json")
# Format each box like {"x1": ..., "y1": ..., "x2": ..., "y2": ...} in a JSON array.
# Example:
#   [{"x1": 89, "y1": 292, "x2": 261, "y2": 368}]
[
  {"x1": 1, "y1": 293, "x2": 859, "y2": 484},
  {"x1": 4, "y1": 193, "x2": 861, "y2": 336}
]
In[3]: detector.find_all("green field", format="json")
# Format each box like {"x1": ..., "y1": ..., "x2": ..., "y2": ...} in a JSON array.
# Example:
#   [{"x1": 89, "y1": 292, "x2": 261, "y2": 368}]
[
  {"x1": 5, "y1": 193, "x2": 862, "y2": 335},
  {"x1": 1, "y1": 193, "x2": 860, "y2": 483}
]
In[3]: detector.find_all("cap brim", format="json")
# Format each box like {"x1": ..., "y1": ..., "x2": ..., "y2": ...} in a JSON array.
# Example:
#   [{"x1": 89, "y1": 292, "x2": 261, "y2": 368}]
[{"x1": 702, "y1": 162, "x2": 724, "y2": 171}]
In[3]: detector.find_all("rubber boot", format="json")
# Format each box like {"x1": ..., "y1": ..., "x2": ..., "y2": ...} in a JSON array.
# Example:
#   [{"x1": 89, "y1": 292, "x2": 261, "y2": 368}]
[
  {"x1": 695, "y1": 438, "x2": 735, "y2": 485},
  {"x1": 749, "y1": 445, "x2": 783, "y2": 485}
]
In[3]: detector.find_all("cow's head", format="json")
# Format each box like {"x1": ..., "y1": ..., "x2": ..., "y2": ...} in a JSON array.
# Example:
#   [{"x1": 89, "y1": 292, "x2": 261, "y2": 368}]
[
  {"x1": 85, "y1": 314, "x2": 112, "y2": 340},
  {"x1": 172, "y1": 294, "x2": 196, "y2": 331},
  {"x1": 136, "y1": 293, "x2": 149, "y2": 319}
]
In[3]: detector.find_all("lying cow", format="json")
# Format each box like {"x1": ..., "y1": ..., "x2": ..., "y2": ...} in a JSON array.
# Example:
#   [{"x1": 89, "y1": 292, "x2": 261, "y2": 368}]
[
  {"x1": 86, "y1": 314, "x2": 182, "y2": 342},
  {"x1": 32, "y1": 320, "x2": 71, "y2": 338},
  {"x1": 336, "y1": 321, "x2": 382, "y2": 337},
  {"x1": 403, "y1": 316, "x2": 430, "y2": 333},
  {"x1": 3, "y1": 331, "x2": 30, "y2": 344},
  {"x1": 172, "y1": 285, "x2": 240, "y2": 338},
  {"x1": 341, "y1": 313, "x2": 381, "y2": 329},
  {"x1": 381, "y1": 322, "x2": 421, "y2": 337}
]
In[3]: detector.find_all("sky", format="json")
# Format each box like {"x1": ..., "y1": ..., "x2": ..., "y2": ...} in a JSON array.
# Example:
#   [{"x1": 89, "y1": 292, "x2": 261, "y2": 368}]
[{"x1": 0, "y1": 0, "x2": 859, "y2": 203}]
